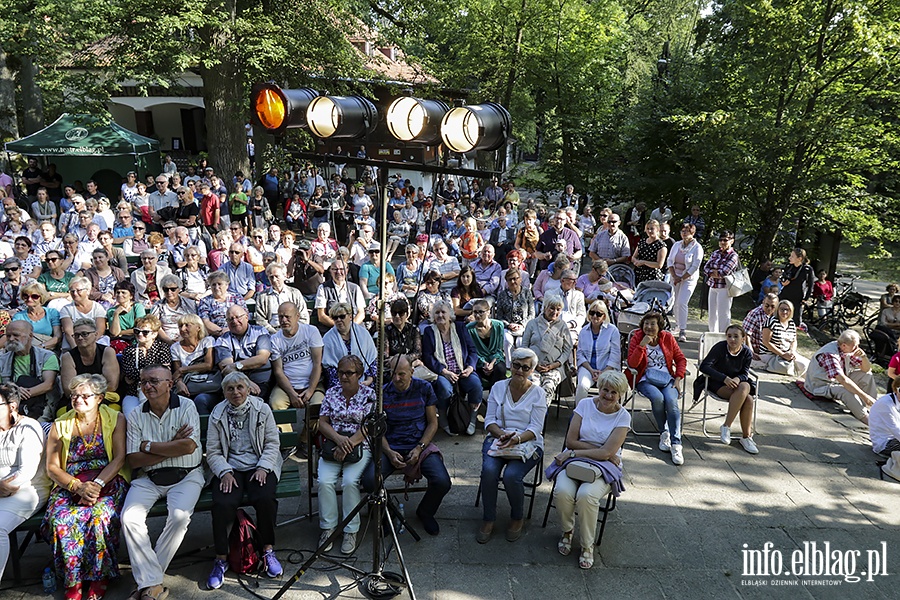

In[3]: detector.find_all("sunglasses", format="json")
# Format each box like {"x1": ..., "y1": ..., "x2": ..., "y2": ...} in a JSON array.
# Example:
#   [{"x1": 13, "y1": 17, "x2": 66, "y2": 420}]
[
  {"x1": 134, "y1": 329, "x2": 153, "y2": 336},
  {"x1": 332, "y1": 314, "x2": 349, "y2": 320},
  {"x1": 163, "y1": 287, "x2": 178, "y2": 292},
  {"x1": 134, "y1": 227, "x2": 145, "y2": 231},
  {"x1": 47, "y1": 257, "x2": 60, "y2": 262},
  {"x1": 140, "y1": 378, "x2": 170, "y2": 387},
  {"x1": 228, "y1": 251, "x2": 243, "y2": 255},
  {"x1": 22, "y1": 294, "x2": 41, "y2": 301},
  {"x1": 337, "y1": 370, "x2": 359, "y2": 377},
  {"x1": 5, "y1": 267, "x2": 19, "y2": 271},
  {"x1": 511, "y1": 362, "x2": 533, "y2": 372},
  {"x1": 72, "y1": 331, "x2": 94, "y2": 339}
]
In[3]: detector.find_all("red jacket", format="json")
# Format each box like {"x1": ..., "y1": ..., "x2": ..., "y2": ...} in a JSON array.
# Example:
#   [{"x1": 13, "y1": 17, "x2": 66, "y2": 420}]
[{"x1": 626, "y1": 329, "x2": 687, "y2": 387}]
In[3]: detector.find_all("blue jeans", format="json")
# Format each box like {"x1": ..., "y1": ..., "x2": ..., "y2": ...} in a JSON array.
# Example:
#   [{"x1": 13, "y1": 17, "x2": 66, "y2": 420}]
[
  {"x1": 362, "y1": 452, "x2": 451, "y2": 518},
  {"x1": 193, "y1": 393, "x2": 223, "y2": 415},
  {"x1": 636, "y1": 379, "x2": 680, "y2": 444},
  {"x1": 479, "y1": 437, "x2": 542, "y2": 522},
  {"x1": 432, "y1": 373, "x2": 483, "y2": 408}
]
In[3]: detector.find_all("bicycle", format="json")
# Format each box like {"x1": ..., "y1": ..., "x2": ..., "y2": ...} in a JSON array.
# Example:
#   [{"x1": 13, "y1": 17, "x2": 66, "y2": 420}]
[{"x1": 803, "y1": 273, "x2": 870, "y2": 335}]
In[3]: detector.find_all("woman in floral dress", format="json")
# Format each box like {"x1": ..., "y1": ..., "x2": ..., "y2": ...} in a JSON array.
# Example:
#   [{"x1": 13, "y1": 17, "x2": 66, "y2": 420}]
[{"x1": 42, "y1": 374, "x2": 128, "y2": 600}]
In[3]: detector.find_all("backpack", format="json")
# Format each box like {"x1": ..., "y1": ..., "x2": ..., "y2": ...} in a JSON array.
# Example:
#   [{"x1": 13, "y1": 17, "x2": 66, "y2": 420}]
[
  {"x1": 228, "y1": 509, "x2": 261, "y2": 575},
  {"x1": 446, "y1": 391, "x2": 472, "y2": 435}
]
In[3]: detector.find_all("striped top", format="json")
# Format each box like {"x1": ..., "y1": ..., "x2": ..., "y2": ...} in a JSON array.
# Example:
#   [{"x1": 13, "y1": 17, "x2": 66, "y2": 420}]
[
  {"x1": 126, "y1": 395, "x2": 203, "y2": 473},
  {"x1": 762, "y1": 316, "x2": 796, "y2": 355}
]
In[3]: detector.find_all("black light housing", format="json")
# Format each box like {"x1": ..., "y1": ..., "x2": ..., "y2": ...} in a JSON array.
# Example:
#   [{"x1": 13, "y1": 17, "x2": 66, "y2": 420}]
[
  {"x1": 386, "y1": 97, "x2": 449, "y2": 144},
  {"x1": 440, "y1": 102, "x2": 511, "y2": 153},
  {"x1": 251, "y1": 84, "x2": 319, "y2": 133},
  {"x1": 306, "y1": 95, "x2": 378, "y2": 139}
]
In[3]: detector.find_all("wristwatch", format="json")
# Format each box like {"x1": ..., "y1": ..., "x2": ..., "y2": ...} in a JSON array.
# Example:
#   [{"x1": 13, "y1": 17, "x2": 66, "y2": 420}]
[
  {"x1": 236, "y1": 361, "x2": 244, "y2": 371},
  {"x1": 417, "y1": 443, "x2": 426, "y2": 450},
  {"x1": 144, "y1": 441, "x2": 152, "y2": 453},
  {"x1": 568, "y1": 450, "x2": 576, "y2": 459}
]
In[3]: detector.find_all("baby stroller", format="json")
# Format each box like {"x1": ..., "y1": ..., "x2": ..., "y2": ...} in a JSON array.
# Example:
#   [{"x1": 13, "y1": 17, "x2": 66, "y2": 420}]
[
  {"x1": 607, "y1": 263, "x2": 636, "y2": 291},
  {"x1": 615, "y1": 280, "x2": 674, "y2": 339}
]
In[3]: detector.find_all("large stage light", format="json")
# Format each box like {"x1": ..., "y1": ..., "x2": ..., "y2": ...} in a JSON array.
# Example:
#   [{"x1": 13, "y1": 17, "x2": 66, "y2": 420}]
[
  {"x1": 386, "y1": 97, "x2": 449, "y2": 144},
  {"x1": 306, "y1": 96, "x2": 378, "y2": 139},
  {"x1": 440, "y1": 102, "x2": 511, "y2": 153},
  {"x1": 251, "y1": 84, "x2": 318, "y2": 133}
]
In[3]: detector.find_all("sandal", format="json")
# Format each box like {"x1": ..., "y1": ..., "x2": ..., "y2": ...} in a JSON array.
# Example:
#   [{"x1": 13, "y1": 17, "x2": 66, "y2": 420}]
[
  {"x1": 141, "y1": 586, "x2": 170, "y2": 600},
  {"x1": 579, "y1": 547, "x2": 594, "y2": 570},
  {"x1": 64, "y1": 584, "x2": 83, "y2": 600},
  {"x1": 557, "y1": 531, "x2": 573, "y2": 556}
]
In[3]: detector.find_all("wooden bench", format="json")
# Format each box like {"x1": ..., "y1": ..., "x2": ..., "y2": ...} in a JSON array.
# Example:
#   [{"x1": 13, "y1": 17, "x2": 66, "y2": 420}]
[{"x1": 7, "y1": 408, "x2": 301, "y2": 583}]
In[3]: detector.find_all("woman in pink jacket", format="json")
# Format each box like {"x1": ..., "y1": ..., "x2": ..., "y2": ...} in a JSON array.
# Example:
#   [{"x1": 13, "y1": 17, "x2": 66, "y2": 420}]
[{"x1": 627, "y1": 312, "x2": 687, "y2": 465}]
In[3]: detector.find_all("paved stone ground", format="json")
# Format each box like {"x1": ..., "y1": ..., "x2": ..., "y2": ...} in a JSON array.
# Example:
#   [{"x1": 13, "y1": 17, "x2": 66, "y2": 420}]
[{"x1": 5, "y1": 314, "x2": 899, "y2": 600}]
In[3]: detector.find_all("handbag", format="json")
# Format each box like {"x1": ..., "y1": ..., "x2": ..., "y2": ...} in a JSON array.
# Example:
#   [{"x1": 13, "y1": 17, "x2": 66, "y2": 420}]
[
  {"x1": 74, "y1": 470, "x2": 116, "y2": 496},
  {"x1": 565, "y1": 460, "x2": 603, "y2": 483},
  {"x1": 320, "y1": 437, "x2": 363, "y2": 463},
  {"x1": 486, "y1": 437, "x2": 537, "y2": 461},
  {"x1": 644, "y1": 368, "x2": 673, "y2": 388},
  {"x1": 182, "y1": 353, "x2": 223, "y2": 395},
  {"x1": 725, "y1": 265, "x2": 752, "y2": 297}
]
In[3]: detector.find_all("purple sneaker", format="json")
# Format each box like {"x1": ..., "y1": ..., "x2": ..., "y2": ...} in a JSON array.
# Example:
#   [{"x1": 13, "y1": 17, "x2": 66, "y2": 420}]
[
  {"x1": 264, "y1": 549, "x2": 283, "y2": 578},
  {"x1": 206, "y1": 558, "x2": 228, "y2": 590}
]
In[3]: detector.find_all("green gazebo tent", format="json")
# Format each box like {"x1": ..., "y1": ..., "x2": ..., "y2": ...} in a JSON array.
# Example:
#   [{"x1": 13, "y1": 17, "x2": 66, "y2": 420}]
[{"x1": 4, "y1": 113, "x2": 161, "y2": 197}]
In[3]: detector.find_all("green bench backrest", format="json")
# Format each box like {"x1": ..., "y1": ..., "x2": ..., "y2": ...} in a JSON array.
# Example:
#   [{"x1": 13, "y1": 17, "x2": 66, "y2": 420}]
[{"x1": 199, "y1": 408, "x2": 299, "y2": 450}]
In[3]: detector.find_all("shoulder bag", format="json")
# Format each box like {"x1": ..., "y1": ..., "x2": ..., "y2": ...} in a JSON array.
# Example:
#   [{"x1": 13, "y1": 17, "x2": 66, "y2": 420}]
[{"x1": 724, "y1": 259, "x2": 752, "y2": 298}]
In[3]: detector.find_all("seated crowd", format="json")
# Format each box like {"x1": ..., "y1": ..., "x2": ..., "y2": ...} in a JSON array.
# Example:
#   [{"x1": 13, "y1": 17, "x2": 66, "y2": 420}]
[{"x1": 0, "y1": 166, "x2": 892, "y2": 596}]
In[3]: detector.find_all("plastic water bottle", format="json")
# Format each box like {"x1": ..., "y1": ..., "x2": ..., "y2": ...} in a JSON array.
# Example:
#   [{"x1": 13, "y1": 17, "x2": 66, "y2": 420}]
[
  {"x1": 397, "y1": 502, "x2": 405, "y2": 534},
  {"x1": 42, "y1": 567, "x2": 56, "y2": 593}
]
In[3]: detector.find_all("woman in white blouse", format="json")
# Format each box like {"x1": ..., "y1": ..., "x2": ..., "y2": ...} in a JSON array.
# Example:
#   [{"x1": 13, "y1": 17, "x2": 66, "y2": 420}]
[
  {"x1": 667, "y1": 222, "x2": 704, "y2": 342},
  {"x1": 553, "y1": 370, "x2": 630, "y2": 569},
  {"x1": 0, "y1": 382, "x2": 50, "y2": 581},
  {"x1": 476, "y1": 348, "x2": 547, "y2": 545},
  {"x1": 575, "y1": 300, "x2": 621, "y2": 402}
]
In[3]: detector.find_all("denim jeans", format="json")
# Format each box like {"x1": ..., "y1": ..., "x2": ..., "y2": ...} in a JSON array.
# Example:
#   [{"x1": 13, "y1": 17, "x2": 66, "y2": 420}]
[
  {"x1": 432, "y1": 373, "x2": 483, "y2": 408},
  {"x1": 479, "y1": 437, "x2": 542, "y2": 522},
  {"x1": 636, "y1": 379, "x2": 680, "y2": 444},
  {"x1": 317, "y1": 448, "x2": 372, "y2": 533},
  {"x1": 361, "y1": 452, "x2": 451, "y2": 518}
]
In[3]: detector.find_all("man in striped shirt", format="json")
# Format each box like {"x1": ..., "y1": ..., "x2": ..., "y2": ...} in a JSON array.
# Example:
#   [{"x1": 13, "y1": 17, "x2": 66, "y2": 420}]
[{"x1": 121, "y1": 364, "x2": 204, "y2": 600}]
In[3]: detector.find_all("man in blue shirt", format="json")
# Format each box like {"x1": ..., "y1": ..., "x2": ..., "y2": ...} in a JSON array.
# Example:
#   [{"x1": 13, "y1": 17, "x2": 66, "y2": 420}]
[
  {"x1": 361, "y1": 355, "x2": 450, "y2": 536},
  {"x1": 222, "y1": 243, "x2": 257, "y2": 300}
]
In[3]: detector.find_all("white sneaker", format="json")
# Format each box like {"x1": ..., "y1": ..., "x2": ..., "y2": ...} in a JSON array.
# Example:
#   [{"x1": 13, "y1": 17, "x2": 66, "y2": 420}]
[
  {"x1": 677, "y1": 331, "x2": 688, "y2": 343},
  {"x1": 671, "y1": 444, "x2": 684, "y2": 465},
  {"x1": 466, "y1": 421, "x2": 476, "y2": 436},
  {"x1": 658, "y1": 430, "x2": 671, "y2": 452},
  {"x1": 740, "y1": 437, "x2": 759, "y2": 454},
  {"x1": 319, "y1": 528, "x2": 335, "y2": 552},
  {"x1": 720, "y1": 425, "x2": 731, "y2": 445},
  {"x1": 341, "y1": 532, "x2": 357, "y2": 555}
]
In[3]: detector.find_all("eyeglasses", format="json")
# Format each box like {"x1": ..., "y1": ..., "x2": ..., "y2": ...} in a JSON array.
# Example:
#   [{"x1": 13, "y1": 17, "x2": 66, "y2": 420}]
[
  {"x1": 155, "y1": 181, "x2": 166, "y2": 186},
  {"x1": 71, "y1": 393, "x2": 99, "y2": 401},
  {"x1": 228, "y1": 250, "x2": 243, "y2": 255},
  {"x1": 73, "y1": 331, "x2": 94, "y2": 339},
  {"x1": 473, "y1": 309, "x2": 487, "y2": 315},
  {"x1": 562, "y1": 277, "x2": 577, "y2": 282},
  {"x1": 608, "y1": 220, "x2": 619, "y2": 224},
  {"x1": 140, "y1": 378, "x2": 170, "y2": 387},
  {"x1": 22, "y1": 294, "x2": 41, "y2": 301},
  {"x1": 332, "y1": 314, "x2": 349, "y2": 320},
  {"x1": 163, "y1": 287, "x2": 179, "y2": 292},
  {"x1": 589, "y1": 311, "x2": 605, "y2": 317},
  {"x1": 5, "y1": 267, "x2": 19, "y2": 272},
  {"x1": 337, "y1": 370, "x2": 359, "y2": 377},
  {"x1": 134, "y1": 329, "x2": 153, "y2": 336},
  {"x1": 133, "y1": 227, "x2": 145, "y2": 231},
  {"x1": 226, "y1": 314, "x2": 247, "y2": 323},
  {"x1": 71, "y1": 288, "x2": 89, "y2": 294},
  {"x1": 164, "y1": 226, "x2": 175, "y2": 230},
  {"x1": 511, "y1": 362, "x2": 533, "y2": 372}
]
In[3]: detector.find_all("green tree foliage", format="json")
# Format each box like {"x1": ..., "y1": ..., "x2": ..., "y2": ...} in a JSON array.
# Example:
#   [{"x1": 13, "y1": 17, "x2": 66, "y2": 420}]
[{"x1": 616, "y1": 0, "x2": 900, "y2": 262}]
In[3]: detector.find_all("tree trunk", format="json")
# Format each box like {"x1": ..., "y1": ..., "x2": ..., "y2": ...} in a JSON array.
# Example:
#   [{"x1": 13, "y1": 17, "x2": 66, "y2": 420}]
[
  {"x1": 0, "y1": 45, "x2": 18, "y2": 142},
  {"x1": 201, "y1": 59, "x2": 250, "y2": 183},
  {"x1": 198, "y1": 0, "x2": 249, "y2": 185},
  {"x1": 19, "y1": 56, "x2": 43, "y2": 134}
]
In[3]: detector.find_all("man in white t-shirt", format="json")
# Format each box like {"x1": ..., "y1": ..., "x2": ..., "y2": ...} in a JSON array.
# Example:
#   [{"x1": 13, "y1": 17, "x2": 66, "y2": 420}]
[{"x1": 270, "y1": 301, "x2": 324, "y2": 414}]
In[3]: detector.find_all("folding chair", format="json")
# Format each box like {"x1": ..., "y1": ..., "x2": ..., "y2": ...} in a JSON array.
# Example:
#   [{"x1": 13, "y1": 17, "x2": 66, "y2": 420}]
[
  {"x1": 541, "y1": 419, "x2": 618, "y2": 548},
  {"x1": 474, "y1": 452, "x2": 544, "y2": 520},
  {"x1": 683, "y1": 332, "x2": 760, "y2": 437}
]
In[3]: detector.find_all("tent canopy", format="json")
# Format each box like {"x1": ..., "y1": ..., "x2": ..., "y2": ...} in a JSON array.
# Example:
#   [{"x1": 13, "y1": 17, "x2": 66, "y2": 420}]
[{"x1": 4, "y1": 113, "x2": 159, "y2": 157}]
